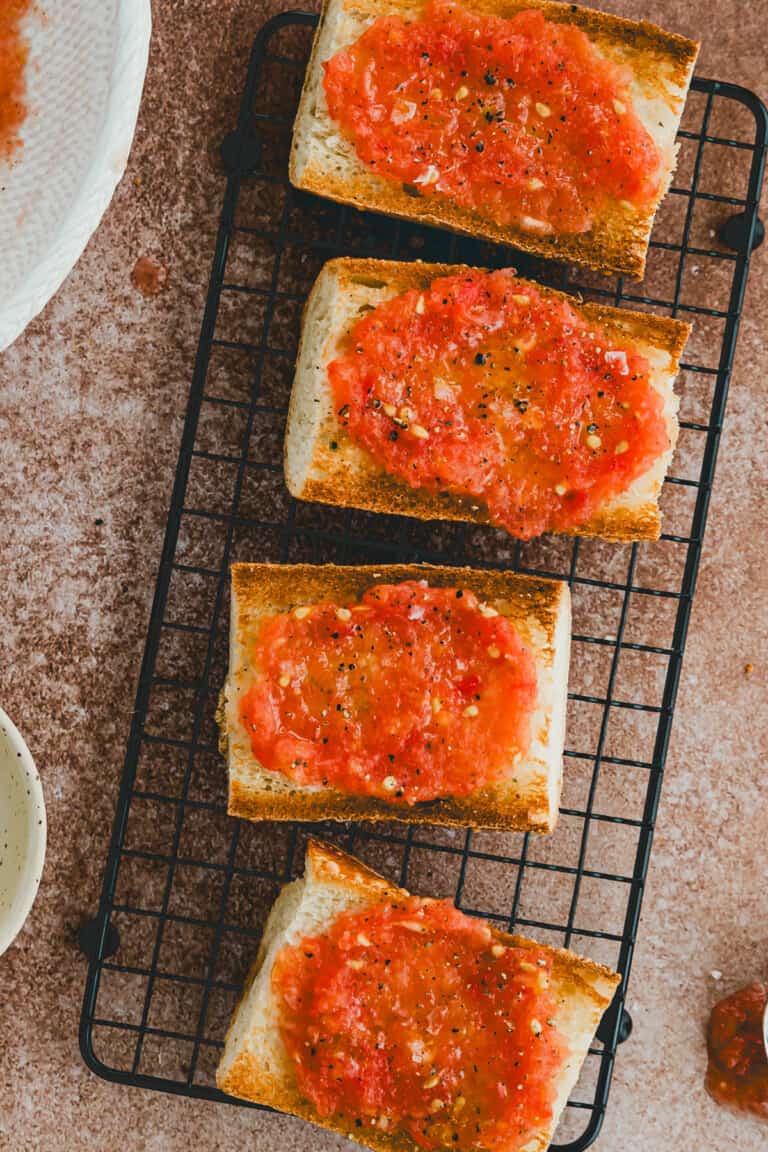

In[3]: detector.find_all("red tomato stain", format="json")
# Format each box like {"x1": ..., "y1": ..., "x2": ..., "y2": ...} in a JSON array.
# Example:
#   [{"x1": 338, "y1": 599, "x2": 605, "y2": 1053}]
[
  {"x1": 324, "y1": 0, "x2": 663, "y2": 235},
  {"x1": 239, "y1": 579, "x2": 537, "y2": 803},
  {"x1": 130, "y1": 256, "x2": 168, "y2": 298},
  {"x1": 273, "y1": 896, "x2": 569, "y2": 1151},
  {"x1": 329, "y1": 269, "x2": 669, "y2": 540},
  {"x1": 0, "y1": 1, "x2": 31, "y2": 161}
]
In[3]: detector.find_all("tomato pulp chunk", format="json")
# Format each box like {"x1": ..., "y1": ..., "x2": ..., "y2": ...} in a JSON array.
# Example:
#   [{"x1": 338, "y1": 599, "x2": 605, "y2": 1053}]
[
  {"x1": 274, "y1": 897, "x2": 570, "y2": 1151},
  {"x1": 706, "y1": 982, "x2": 768, "y2": 1122},
  {"x1": 239, "y1": 580, "x2": 537, "y2": 802},
  {"x1": 323, "y1": 0, "x2": 664, "y2": 235},
  {"x1": 329, "y1": 269, "x2": 670, "y2": 540}
]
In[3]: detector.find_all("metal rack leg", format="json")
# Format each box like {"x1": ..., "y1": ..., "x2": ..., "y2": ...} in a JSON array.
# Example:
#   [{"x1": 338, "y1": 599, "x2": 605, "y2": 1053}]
[
  {"x1": 78, "y1": 917, "x2": 120, "y2": 962},
  {"x1": 719, "y1": 211, "x2": 765, "y2": 251}
]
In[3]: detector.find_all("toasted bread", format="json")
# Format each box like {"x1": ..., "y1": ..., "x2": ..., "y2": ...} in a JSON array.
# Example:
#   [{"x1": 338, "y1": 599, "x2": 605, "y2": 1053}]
[
  {"x1": 217, "y1": 839, "x2": 621, "y2": 1152},
  {"x1": 220, "y1": 562, "x2": 571, "y2": 833},
  {"x1": 290, "y1": 0, "x2": 699, "y2": 278},
  {"x1": 284, "y1": 258, "x2": 690, "y2": 542}
]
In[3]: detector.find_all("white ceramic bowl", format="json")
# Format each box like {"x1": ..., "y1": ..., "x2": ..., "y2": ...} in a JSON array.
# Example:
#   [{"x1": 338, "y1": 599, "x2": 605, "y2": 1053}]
[
  {"x1": 0, "y1": 707, "x2": 46, "y2": 955},
  {"x1": 0, "y1": 0, "x2": 152, "y2": 351}
]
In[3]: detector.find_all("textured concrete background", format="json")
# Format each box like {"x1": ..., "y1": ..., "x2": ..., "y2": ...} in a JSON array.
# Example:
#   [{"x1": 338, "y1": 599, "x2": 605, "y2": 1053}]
[{"x1": 1, "y1": 2, "x2": 766, "y2": 1150}]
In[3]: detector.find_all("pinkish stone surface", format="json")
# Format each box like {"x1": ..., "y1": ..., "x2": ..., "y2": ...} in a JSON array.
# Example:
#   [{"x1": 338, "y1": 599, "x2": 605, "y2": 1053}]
[{"x1": 0, "y1": 2, "x2": 766, "y2": 1150}]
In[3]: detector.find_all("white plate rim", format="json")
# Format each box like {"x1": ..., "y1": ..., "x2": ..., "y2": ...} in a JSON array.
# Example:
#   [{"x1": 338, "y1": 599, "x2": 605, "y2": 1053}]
[
  {"x1": 0, "y1": 705, "x2": 47, "y2": 956},
  {"x1": 0, "y1": 0, "x2": 153, "y2": 352}
]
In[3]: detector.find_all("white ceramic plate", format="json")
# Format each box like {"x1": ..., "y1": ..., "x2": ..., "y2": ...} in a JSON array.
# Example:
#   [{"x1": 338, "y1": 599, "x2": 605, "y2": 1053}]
[
  {"x1": 0, "y1": 0, "x2": 152, "y2": 351},
  {"x1": 0, "y1": 707, "x2": 46, "y2": 955}
]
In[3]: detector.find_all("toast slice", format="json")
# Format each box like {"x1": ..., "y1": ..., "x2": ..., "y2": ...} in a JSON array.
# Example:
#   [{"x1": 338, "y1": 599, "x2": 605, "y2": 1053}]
[
  {"x1": 217, "y1": 839, "x2": 621, "y2": 1152},
  {"x1": 285, "y1": 258, "x2": 690, "y2": 542},
  {"x1": 290, "y1": 0, "x2": 699, "y2": 278},
  {"x1": 220, "y1": 562, "x2": 571, "y2": 833}
]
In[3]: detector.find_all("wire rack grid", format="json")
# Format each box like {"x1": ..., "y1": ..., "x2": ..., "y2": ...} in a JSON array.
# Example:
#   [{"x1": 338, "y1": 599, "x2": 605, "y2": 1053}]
[{"x1": 79, "y1": 12, "x2": 767, "y2": 1152}]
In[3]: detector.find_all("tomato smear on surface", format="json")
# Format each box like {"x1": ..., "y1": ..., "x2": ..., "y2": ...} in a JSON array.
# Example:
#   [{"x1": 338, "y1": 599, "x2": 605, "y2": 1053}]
[
  {"x1": 706, "y1": 982, "x2": 768, "y2": 1122},
  {"x1": 238, "y1": 580, "x2": 537, "y2": 803},
  {"x1": 0, "y1": 1, "x2": 31, "y2": 160},
  {"x1": 273, "y1": 896, "x2": 569, "y2": 1151},
  {"x1": 329, "y1": 269, "x2": 669, "y2": 540},
  {"x1": 323, "y1": 0, "x2": 664, "y2": 235}
]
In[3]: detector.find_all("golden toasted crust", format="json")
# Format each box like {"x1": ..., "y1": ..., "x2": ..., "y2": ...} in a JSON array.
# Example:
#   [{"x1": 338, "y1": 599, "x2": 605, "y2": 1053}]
[
  {"x1": 288, "y1": 258, "x2": 690, "y2": 543},
  {"x1": 295, "y1": 473, "x2": 663, "y2": 543},
  {"x1": 307, "y1": 837, "x2": 404, "y2": 894},
  {"x1": 223, "y1": 562, "x2": 570, "y2": 832},
  {"x1": 217, "y1": 840, "x2": 621, "y2": 1152},
  {"x1": 290, "y1": 0, "x2": 699, "y2": 278},
  {"x1": 228, "y1": 775, "x2": 551, "y2": 831},
  {"x1": 230, "y1": 560, "x2": 564, "y2": 631}
]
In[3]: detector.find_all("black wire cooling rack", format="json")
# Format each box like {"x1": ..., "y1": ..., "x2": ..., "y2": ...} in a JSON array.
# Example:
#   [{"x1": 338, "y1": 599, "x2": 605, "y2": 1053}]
[{"x1": 79, "y1": 12, "x2": 767, "y2": 1150}]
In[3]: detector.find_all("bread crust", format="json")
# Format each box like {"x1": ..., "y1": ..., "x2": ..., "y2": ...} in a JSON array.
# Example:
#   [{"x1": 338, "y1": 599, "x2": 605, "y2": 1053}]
[
  {"x1": 217, "y1": 839, "x2": 621, "y2": 1152},
  {"x1": 290, "y1": 0, "x2": 699, "y2": 278},
  {"x1": 284, "y1": 257, "x2": 690, "y2": 543},
  {"x1": 222, "y1": 562, "x2": 571, "y2": 832}
]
